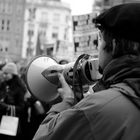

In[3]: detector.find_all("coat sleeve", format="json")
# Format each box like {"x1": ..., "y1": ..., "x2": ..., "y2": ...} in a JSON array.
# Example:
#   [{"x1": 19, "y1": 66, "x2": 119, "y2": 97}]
[{"x1": 33, "y1": 99, "x2": 93, "y2": 140}]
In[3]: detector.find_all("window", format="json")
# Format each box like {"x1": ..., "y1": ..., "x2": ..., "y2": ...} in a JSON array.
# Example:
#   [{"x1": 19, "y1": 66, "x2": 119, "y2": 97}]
[
  {"x1": 28, "y1": 30, "x2": 34, "y2": 36},
  {"x1": 7, "y1": 20, "x2": 10, "y2": 31},
  {"x1": 52, "y1": 33, "x2": 58, "y2": 39},
  {"x1": 1, "y1": 20, "x2": 4, "y2": 30},
  {"x1": 28, "y1": 7, "x2": 36, "y2": 20},
  {"x1": 46, "y1": 47, "x2": 53, "y2": 56},
  {"x1": 52, "y1": 27, "x2": 59, "y2": 38}
]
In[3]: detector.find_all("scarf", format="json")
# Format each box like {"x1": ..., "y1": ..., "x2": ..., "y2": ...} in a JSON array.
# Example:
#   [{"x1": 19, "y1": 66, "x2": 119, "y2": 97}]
[{"x1": 94, "y1": 55, "x2": 140, "y2": 108}]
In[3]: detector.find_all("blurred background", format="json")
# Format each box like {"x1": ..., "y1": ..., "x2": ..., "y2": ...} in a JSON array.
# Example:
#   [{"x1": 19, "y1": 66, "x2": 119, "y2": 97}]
[
  {"x1": 0, "y1": 0, "x2": 139, "y2": 69},
  {"x1": 0, "y1": 1, "x2": 139, "y2": 139}
]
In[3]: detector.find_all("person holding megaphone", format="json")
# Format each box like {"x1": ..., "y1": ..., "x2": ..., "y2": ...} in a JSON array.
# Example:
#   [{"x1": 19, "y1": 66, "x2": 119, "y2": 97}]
[{"x1": 33, "y1": 3, "x2": 140, "y2": 140}]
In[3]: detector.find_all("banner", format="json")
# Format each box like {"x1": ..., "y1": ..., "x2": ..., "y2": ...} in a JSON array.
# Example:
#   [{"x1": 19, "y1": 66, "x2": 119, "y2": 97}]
[{"x1": 72, "y1": 13, "x2": 99, "y2": 57}]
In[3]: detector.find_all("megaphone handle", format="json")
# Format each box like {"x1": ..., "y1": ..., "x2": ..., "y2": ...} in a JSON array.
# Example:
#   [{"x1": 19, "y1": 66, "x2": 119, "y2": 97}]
[{"x1": 72, "y1": 54, "x2": 89, "y2": 102}]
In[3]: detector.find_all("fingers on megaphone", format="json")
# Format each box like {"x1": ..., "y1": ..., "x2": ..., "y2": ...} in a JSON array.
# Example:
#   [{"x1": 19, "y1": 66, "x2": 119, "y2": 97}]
[
  {"x1": 57, "y1": 73, "x2": 67, "y2": 87},
  {"x1": 57, "y1": 73, "x2": 74, "y2": 99},
  {"x1": 57, "y1": 73, "x2": 66, "y2": 98}
]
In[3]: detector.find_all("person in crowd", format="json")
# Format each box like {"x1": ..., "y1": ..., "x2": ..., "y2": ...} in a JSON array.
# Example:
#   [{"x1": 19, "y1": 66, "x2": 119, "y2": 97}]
[
  {"x1": 24, "y1": 94, "x2": 50, "y2": 140},
  {"x1": 33, "y1": 3, "x2": 140, "y2": 140},
  {"x1": 0, "y1": 62, "x2": 26, "y2": 140},
  {"x1": 19, "y1": 66, "x2": 27, "y2": 83},
  {"x1": 0, "y1": 63, "x2": 5, "y2": 85},
  {"x1": 17, "y1": 65, "x2": 50, "y2": 140}
]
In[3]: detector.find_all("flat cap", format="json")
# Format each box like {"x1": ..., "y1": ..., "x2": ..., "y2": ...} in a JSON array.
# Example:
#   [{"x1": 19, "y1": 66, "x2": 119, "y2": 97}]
[{"x1": 95, "y1": 3, "x2": 140, "y2": 42}]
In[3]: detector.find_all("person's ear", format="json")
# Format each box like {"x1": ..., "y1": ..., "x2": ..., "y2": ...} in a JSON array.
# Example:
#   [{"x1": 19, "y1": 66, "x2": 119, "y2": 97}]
[{"x1": 112, "y1": 39, "x2": 119, "y2": 58}]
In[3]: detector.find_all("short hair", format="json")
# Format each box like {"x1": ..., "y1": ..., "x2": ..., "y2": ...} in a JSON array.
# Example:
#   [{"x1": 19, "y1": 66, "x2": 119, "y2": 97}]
[{"x1": 101, "y1": 28, "x2": 140, "y2": 58}]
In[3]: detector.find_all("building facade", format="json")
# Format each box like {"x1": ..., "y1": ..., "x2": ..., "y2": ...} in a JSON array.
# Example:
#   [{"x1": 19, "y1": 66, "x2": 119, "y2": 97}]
[
  {"x1": 0, "y1": 0, "x2": 25, "y2": 63},
  {"x1": 23, "y1": 0, "x2": 72, "y2": 60}
]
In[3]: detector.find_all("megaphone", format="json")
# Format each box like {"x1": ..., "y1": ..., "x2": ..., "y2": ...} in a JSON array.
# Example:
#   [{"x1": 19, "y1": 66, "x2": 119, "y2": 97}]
[{"x1": 25, "y1": 54, "x2": 101, "y2": 103}]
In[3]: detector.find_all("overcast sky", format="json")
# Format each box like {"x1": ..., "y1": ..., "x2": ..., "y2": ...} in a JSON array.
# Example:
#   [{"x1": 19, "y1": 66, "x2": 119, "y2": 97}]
[{"x1": 62, "y1": 0, "x2": 94, "y2": 15}]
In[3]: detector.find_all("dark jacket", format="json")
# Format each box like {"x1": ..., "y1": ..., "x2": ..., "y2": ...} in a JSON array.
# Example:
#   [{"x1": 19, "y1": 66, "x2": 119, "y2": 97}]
[
  {"x1": 0, "y1": 75, "x2": 26, "y2": 118},
  {"x1": 33, "y1": 55, "x2": 140, "y2": 140}
]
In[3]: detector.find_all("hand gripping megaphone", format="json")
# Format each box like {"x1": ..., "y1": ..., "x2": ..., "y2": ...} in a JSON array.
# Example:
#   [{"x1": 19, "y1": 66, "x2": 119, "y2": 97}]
[{"x1": 25, "y1": 54, "x2": 101, "y2": 103}]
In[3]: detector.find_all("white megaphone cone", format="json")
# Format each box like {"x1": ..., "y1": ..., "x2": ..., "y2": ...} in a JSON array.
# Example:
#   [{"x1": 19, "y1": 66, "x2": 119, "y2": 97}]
[{"x1": 26, "y1": 56, "x2": 64, "y2": 103}]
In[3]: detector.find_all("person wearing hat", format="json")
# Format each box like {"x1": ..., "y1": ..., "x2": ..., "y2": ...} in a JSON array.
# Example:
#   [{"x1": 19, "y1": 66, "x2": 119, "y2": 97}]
[
  {"x1": 2, "y1": 62, "x2": 18, "y2": 80},
  {"x1": 0, "y1": 62, "x2": 27, "y2": 140},
  {"x1": 33, "y1": 3, "x2": 140, "y2": 140}
]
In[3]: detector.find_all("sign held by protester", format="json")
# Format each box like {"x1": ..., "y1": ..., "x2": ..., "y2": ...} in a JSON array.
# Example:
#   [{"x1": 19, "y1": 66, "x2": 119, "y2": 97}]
[{"x1": 72, "y1": 13, "x2": 99, "y2": 57}]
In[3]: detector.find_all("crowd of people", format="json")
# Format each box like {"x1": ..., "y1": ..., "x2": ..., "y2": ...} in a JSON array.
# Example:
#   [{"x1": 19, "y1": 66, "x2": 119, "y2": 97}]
[
  {"x1": 0, "y1": 58, "x2": 70, "y2": 140},
  {"x1": 0, "y1": 2, "x2": 140, "y2": 140},
  {"x1": 0, "y1": 62, "x2": 51, "y2": 140}
]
